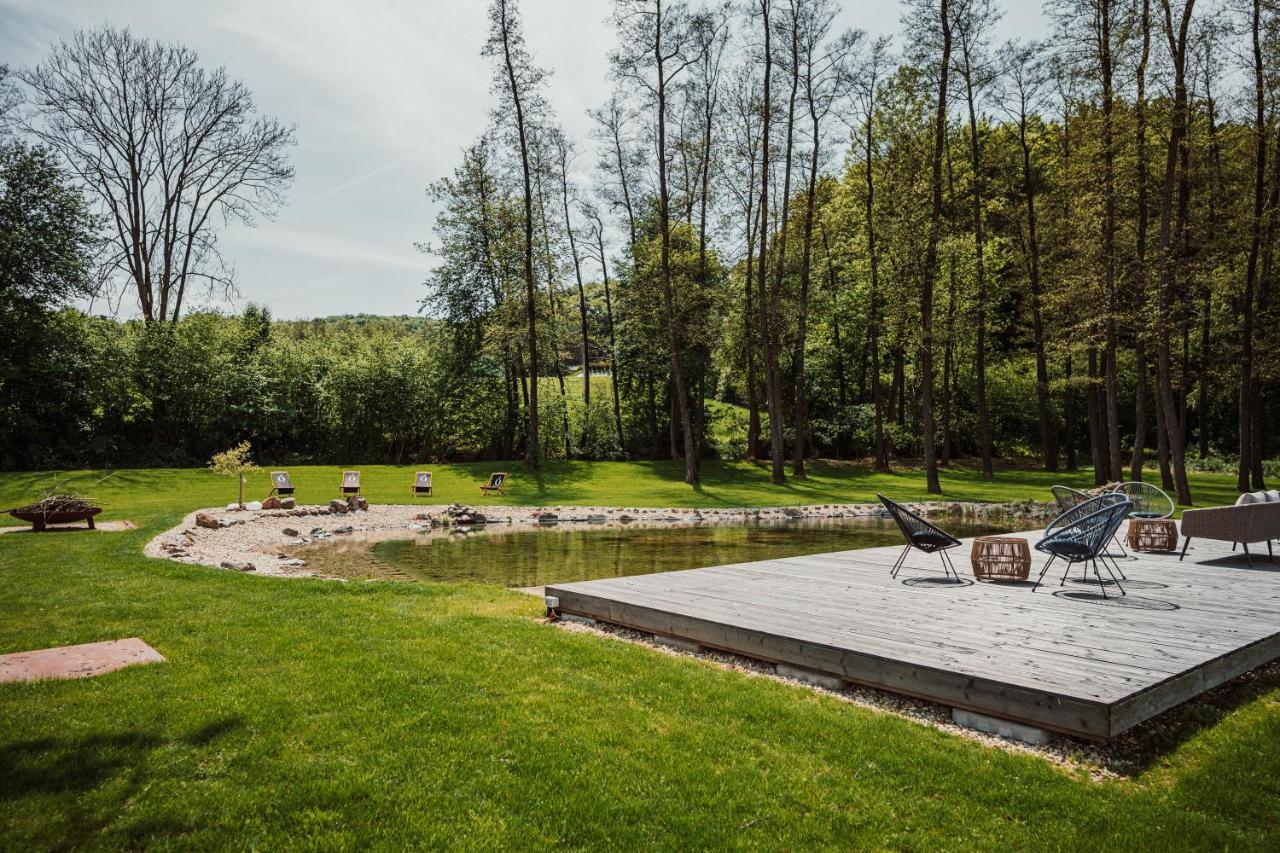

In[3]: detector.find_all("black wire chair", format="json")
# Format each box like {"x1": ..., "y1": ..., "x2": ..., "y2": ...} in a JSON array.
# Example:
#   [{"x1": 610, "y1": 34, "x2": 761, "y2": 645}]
[
  {"x1": 1051, "y1": 485, "x2": 1130, "y2": 560},
  {"x1": 1033, "y1": 498, "x2": 1132, "y2": 597},
  {"x1": 877, "y1": 494, "x2": 963, "y2": 580},
  {"x1": 1112, "y1": 481, "x2": 1176, "y2": 519},
  {"x1": 1050, "y1": 485, "x2": 1090, "y2": 514}
]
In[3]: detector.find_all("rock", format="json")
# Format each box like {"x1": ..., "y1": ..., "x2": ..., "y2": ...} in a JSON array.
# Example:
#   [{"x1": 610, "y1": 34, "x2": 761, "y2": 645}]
[
  {"x1": 537, "y1": 513, "x2": 559, "y2": 524},
  {"x1": 195, "y1": 513, "x2": 220, "y2": 530},
  {"x1": 279, "y1": 558, "x2": 306, "y2": 567},
  {"x1": 262, "y1": 496, "x2": 282, "y2": 510},
  {"x1": 245, "y1": 500, "x2": 263, "y2": 511},
  {"x1": 282, "y1": 527, "x2": 300, "y2": 538},
  {"x1": 220, "y1": 561, "x2": 256, "y2": 572},
  {"x1": 333, "y1": 525, "x2": 353, "y2": 535},
  {"x1": 280, "y1": 497, "x2": 296, "y2": 509},
  {"x1": 329, "y1": 499, "x2": 349, "y2": 514},
  {"x1": 226, "y1": 502, "x2": 241, "y2": 511}
]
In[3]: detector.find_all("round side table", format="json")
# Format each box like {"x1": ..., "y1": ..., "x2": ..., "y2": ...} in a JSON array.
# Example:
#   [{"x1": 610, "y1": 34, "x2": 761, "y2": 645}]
[
  {"x1": 970, "y1": 536, "x2": 1031, "y2": 581},
  {"x1": 1126, "y1": 518, "x2": 1179, "y2": 552}
]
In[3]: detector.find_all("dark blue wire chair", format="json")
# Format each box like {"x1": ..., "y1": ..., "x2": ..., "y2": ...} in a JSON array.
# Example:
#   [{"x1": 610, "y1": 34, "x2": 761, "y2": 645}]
[
  {"x1": 878, "y1": 494, "x2": 963, "y2": 580},
  {"x1": 1033, "y1": 498, "x2": 1132, "y2": 597},
  {"x1": 1051, "y1": 484, "x2": 1131, "y2": 561}
]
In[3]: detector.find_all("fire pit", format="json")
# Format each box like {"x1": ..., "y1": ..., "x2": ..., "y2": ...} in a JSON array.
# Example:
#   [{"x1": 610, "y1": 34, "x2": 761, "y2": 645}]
[{"x1": 9, "y1": 495, "x2": 103, "y2": 532}]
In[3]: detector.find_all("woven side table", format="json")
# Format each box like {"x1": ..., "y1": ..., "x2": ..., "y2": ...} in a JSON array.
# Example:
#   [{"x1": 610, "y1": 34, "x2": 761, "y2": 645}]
[
  {"x1": 1127, "y1": 517, "x2": 1178, "y2": 552},
  {"x1": 970, "y1": 536, "x2": 1031, "y2": 581}
]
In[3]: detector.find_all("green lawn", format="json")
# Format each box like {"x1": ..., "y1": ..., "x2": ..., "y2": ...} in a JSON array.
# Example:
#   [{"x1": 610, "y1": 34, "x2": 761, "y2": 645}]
[{"x1": 1, "y1": 462, "x2": 1276, "y2": 848}]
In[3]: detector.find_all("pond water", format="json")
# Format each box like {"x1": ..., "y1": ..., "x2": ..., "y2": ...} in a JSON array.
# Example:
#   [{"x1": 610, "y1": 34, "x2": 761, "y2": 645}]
[{"x1": 288, "y1": 516, "x2": 1024, "y2": 587}]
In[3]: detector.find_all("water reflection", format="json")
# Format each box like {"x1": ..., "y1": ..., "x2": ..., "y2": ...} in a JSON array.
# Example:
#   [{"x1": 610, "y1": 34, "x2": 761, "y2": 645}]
[{"x1": 289, "y1": 516, "x2": 1021, "y2": 587}]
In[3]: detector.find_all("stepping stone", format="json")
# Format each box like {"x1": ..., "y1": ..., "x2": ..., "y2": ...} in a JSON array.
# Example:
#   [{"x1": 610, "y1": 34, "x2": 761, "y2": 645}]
[{"x1": 0, "y1": 638, "x2": 165, "y2": 684}]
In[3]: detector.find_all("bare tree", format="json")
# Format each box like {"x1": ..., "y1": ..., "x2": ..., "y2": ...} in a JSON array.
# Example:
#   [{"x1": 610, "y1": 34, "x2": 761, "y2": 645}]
[{"x1": 21, "y1": 27, "x2": 294, "y2": 323}]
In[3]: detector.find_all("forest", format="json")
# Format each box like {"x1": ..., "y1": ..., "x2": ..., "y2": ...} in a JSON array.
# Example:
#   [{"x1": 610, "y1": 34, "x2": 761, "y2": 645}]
[{"x1": 3, "y1": 0, "x2": 1278, "y2": 506}]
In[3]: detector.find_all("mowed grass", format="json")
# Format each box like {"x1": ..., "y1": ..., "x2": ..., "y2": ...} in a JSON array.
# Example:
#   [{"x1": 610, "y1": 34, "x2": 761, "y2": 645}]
[{"x1": 1, "y1": 462, "x2": 1277, "y2": 849}]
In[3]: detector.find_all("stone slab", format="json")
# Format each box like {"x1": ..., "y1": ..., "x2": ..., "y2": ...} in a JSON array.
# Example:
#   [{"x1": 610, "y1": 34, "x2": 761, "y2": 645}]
[
  {"x1": 951, "y1": 708, "x2": 1053, "y2": 745},
  {"x1": 0, "y1": 638, "x2": 165, "y2": 684}
]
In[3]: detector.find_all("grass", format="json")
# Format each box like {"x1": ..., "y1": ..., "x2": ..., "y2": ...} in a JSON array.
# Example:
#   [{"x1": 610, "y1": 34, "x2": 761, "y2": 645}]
[{"x1": 1, "y1": 461, "x2": 1277, "y2": 848}]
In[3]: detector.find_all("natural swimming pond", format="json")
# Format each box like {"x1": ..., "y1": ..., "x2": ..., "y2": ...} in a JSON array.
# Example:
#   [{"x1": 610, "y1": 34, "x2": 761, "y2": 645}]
[{"x1": 288, "y1": 516, "x2": 1024, "y2": 587}]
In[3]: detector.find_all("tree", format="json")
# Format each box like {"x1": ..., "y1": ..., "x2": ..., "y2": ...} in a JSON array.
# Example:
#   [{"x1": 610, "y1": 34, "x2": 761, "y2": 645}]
[
  {"x1": 951, "y1": 0, "x2": 1000, "y2": 479},
  {"x1": 791, "y1": 0, "x2": 860, "y2": 477},
  {"x1": 612, "y1": 0, "x2": 704, "y2": 485},
  {"x1": 909, "y1": 0, "x2": 953, "y2": 495},
  {"x1": 21, "y1": 27, "x2": 294, "y2": 324},
  {"x1": 998, "y1": 40, "x2": 1057, "y2": 472},
  {"x1": 209, "y1": 441, "x2": 258, "y2": 509},
  {"x1": 1154, "y1": 0, "x2": 1195, "y2": 504},
  {"x1": 484, "y1": 0, "x2": 547, "y2": 467}
]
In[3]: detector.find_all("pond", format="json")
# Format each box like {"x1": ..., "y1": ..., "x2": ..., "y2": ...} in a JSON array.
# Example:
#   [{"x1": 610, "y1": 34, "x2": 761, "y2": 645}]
[{"x1": 288, "y1": 515, "x2": 1025, "y2": 587}]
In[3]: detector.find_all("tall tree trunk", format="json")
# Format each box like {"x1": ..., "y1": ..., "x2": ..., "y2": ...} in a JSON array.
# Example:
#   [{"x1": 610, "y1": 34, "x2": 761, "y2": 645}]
[
  {"x1": 1155, "y1": 0, "x2": 1195, "y2": 505},
  {"x1": 763, "y1": 2, "x2": 801, "y2": 485},
  {"x1": 962, "y1": 54, "x2": 992, "y2": 479},
  {"x1": 1242, "y1": 0, "x2": 1267, "y2": 490},
  {"x1": 920, "y1": 0, "x2": 951, "y2": 494},
  {"x1": 1131, "y1": 0, "x2": 1152, "y2": 481},
  {"x1": 497, "y1": 0, "x2": 539, "y2": 466},
  {"x1": 755, "y1": 0, "x2": 775, "y2": 478},
  {"x1": 1064, "y1": 354, "x2": 1078, "y2": 470},
  {"x1": 820, "y1": 220, "x2": 852, "y2": 458},
  {"x1": 595, "y1": 230, "x2": 625, "y2": 453},
  {"x1": 1099, "y1": 0, "x2": 1124, "y2": 483},
  {"x1": 862, "y1": 101, "x2": 889, "y2": 471},
  {"x1": 557, "y1": 147, "x2": 592, "y2": 449},
  {"x1": 1017, "y1": 101, "x2": 1056, "y2": 471},
  {"x1": 1088, "y1": 344, "x2": 1106, "y2": 485},
  {"x1": 792, "y1": 76, "x2": 822, "y2": 478},
  {"x1": 653, "y1": 0, "x2": 699, "y2": 485}
]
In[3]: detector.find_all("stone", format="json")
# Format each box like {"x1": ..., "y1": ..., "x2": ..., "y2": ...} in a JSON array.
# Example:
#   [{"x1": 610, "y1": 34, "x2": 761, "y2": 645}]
[
  {"x1": 951, "y1": 708, "x2": 1052, "y2": 746},
  {"x1": 226, "y1": 502, "x2": 241, "y2": 511},
  {"x1": 776, "y1": 663, "x2": 846, "y2": 691},
  {"x1": 195, "y1": 513, "x2": 220, "y2": 530},
  {"x1": 219, "y1": 561, "x2": 256, "y2": 572},
  {"x1": 653, "y1": 634, "x2": 701, "y2": 653},
  {"x1": 282, "y1": 527, "x2": 300, "y2": 538},
  {"x1": 280, "y1": 497, "x2": 296, "y2": 509},
  {"x1": 329, "y1": 499, "x2": 349, "y2": 514},
  {"x1": 333, "y1": 525, "x2": 353, "y2": 535},
  {"x1": 261, "y1": 496, "x2": 283, "y2": 510},
  {"x1": 245, "y1": 501, "x2": 263, "y2": 511}
]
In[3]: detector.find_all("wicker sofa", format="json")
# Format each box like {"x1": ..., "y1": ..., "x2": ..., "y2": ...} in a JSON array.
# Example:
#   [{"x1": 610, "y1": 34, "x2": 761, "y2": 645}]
[{"x1": 1179, "y1": 491, "x2": 1280, "y2": 565}]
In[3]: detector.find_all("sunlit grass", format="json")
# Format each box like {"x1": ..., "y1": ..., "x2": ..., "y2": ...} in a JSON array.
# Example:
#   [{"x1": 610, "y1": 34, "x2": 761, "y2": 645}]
[{"x1": 0, "y1": 461, "x2": 1274, "y2": 848}]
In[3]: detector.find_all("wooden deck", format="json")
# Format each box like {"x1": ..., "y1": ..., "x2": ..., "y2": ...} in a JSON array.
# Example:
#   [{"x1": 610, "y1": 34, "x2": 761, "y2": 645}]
[{"x1": 546, "y1": 524, "x2": 1280, "y2": 740}]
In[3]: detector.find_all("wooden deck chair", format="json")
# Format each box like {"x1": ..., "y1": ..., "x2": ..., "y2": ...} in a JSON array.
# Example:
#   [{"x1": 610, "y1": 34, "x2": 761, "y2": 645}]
[
  {"x1": 340, "y1": 470, "x2": 361, "y2": 496},
  {"x1": 480, "y1": 472, "x2": 507, "y2": 497},
  {"x1": 269, "y1": 471, "x2": 295, "y2": 497},
  {"x1": 412, "y1": 471, "x2": 433, "y2": 496}
]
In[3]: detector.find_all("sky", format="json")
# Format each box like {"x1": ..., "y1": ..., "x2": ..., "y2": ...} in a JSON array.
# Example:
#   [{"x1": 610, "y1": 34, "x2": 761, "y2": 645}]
[{"x1": 1, "y1": 0, "x2": 1048, "y2": 320}]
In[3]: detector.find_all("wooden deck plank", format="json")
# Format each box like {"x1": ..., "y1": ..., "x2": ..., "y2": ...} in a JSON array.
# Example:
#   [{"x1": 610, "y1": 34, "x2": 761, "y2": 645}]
[{"x1": 547, "y1": 523, "x2": 1280, "y2": 739}]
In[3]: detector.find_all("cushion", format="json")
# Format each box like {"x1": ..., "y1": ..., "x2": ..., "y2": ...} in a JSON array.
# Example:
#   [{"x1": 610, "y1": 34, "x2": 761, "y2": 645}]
[
  {"x1": 1237, "y1": 492, "x2": 1264, "y2": 505},
  {"x1": 909, "y1": 530, "x2": 954, "y2": 550},
  {"x1": 1267, "y1": 490, "x2": 1280, "y2": 503},
  {"x1": 1043, "y1": 538, "x2": 1094, "y2": 560}
]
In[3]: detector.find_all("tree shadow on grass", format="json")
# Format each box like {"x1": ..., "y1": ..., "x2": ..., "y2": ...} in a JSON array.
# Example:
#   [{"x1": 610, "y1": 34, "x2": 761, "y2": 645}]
[
  {"x1": 0, "y1": 715, "x2": 243, "y2": 802},
  {"x1": 0, "y1": 715, "x2": 245, "y2": 846}
]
